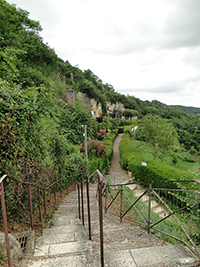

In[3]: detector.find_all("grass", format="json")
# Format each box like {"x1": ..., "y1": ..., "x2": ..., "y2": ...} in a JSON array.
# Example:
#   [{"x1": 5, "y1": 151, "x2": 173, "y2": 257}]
[
  {"x1": 105, "y1": 185, "x2": 200, "y2": 250},
  {"x1": 0, "y1": 245, "x2": 7, "y2": 266}
]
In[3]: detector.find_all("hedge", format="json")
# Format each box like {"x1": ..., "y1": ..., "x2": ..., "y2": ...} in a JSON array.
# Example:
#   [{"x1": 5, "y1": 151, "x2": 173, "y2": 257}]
[
  {"x1": 119, "y1": 133, "x2": 197, "y2": 191},
  {"x1": 88, "y1": 129, "x2": 118, "y2": 175}
]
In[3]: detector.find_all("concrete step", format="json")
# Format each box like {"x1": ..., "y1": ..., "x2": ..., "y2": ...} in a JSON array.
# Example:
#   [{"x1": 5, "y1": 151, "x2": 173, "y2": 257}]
[
  {"x1": 29, "y1": 244, "x2": 198, "y2": 266},
  {"x1": 52, "y1": 215, "x2": 79, "y2": 226},
  {"x1": 43, "y1": 224, "x2": 85, "y2": 236},
  {"x1": 36, "y1": 231, "x2": 88, "y2": 246},
  {"x1": 34, "y1": 240, "x2": 92, "y2": 258}
]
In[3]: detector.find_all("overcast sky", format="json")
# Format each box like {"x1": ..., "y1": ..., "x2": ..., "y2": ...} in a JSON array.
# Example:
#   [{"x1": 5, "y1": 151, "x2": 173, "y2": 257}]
[{"x1": 7, "y1": 0, "x2": 200, "y2": 107}]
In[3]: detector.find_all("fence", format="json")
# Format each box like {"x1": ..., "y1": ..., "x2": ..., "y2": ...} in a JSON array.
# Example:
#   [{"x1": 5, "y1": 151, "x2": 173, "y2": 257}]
[
  {"x1": 104, "y1": 179, "x2": 200, "y2": 258},
  {"x1": 76, "y1": 169, "x2": 105, "y2": 267},
  {"x1": 2, "y1": 173, "x2": 199, "y2": 267},
  {"x1": 0, "y1": 172, "x2": 82, "y2": 267},
  {"x1": 0, "y1": 170, "x2": 105, "y2": 267}
]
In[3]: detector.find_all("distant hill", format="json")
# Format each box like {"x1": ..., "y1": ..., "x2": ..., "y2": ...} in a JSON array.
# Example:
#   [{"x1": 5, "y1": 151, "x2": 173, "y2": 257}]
[{"x1": 169, "y1": 105, "x2": 200, "y2": 115}]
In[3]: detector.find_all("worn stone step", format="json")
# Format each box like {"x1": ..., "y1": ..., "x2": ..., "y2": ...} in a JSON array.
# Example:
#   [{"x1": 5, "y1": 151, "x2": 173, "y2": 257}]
[
  {"x1": 92, "y1": 245, "x2": 198, "y2": 266},
  {"x1": 27, "y1": 254, "x2": 87, "y2": 267},
  {"x1": 43, "y1": 224, "x2": 85, "y2": 236},
  {"x1": 86, "y1": 245, "x2": 198, "y2": 267},
  {"x1": 29, "y1": 244, "x2": 198, "y2": 267},
  {"x1": 52, "y1": 215, "x2": 79, "y2": 226},
  {"x1": 127, "y1": 184, "x2": 138, "y2": 190},
  {"x1": 153, "y1": 206, "x2": 167, "y2": 215},
  {"x1": 133, "y1": 189, "x2": 146, "y2": 197},
  {"x1": 34, "y1": 240, "x2": 92, "y2": 258},
  {"x1": 36, "y1": 231, "x2": 88, "y2": 246}
]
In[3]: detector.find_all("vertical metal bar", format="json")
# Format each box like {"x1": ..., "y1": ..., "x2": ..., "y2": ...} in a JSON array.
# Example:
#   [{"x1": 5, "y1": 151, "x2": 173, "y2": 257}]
[
  {"x1": 104, "y1": 188, "x2": 107, "y2": 214},
  {"x1": 81, "y1": 181, "x2": 84, "y2": 226},
  {"x1": 28, "y1": 184, "x2": 34, "y2": 230},
  {"x1": 84, "y1": 125, "x2": 88, "y2": 162},
  {"x1": 86, "y1": 177, "x2": 91, "y2": 240},
  {"x1": 43, "y1": 189, "x2": 46, "y2": 215},
  {"x1": 37, "y1": 187, "x2": 41, "y2": 221},
  {"x1": 147, "y1": 182, "x2": 152, "y2": 234},
  {"x1": 77, "y1": 184, "x2": 81, "y2": 220},
  {"x1": 54, "y1": 183, "x2": 57, "y2": 204},
  {"x1": 0, "y1": 181, "x2": 12, "y2": 267},
  {"x1": 60, "y1": 179, "x2": 62, "y2": 197},
  {"x1": 120, "y1": 185, "x2": 123, "y2": 223},
  {"x1": 98, "y1": 180, "x2": 104, "y2": 267}
]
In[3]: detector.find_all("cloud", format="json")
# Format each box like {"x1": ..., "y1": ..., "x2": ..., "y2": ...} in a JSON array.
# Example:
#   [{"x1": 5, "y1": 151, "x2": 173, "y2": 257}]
[
  {"x1": 5, "y1": 0, "x2": 200, "y2": 107},
  {"x1": 161, "y1": 0, "x2": 200, "y2": 49}
]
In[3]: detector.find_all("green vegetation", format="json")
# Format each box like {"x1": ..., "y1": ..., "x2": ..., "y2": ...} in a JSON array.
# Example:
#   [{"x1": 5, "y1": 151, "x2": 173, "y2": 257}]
[
  {"x1": 88, "y1": 129, "x2": 118, "y2": 175},
  {"x1": 121, "y1": 186, "x2": 200, "y2": 247},
  {"x1": 119, "y1": 132, "x2": 200, "y2": 204},
  {"x1": 1, "y1": 0, "x2": 200, "y2": 228},
  {"x1": 135, "y1": 115, "x2": 180, "y2": 161},
  {"x1": 170, "y1": 105, "x2": 200, "y2": 115}
]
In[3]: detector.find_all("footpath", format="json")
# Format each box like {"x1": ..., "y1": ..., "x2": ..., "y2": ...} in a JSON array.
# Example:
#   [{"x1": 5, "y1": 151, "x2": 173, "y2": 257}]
[{"x1": 25, "y1": 134, "x2": 199, "y2": 267}]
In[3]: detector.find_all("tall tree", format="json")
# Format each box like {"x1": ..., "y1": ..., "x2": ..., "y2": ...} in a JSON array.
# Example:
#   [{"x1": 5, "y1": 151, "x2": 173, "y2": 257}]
[{"x1": 135, "y1": 115, "x2": 180, "y2": 160}]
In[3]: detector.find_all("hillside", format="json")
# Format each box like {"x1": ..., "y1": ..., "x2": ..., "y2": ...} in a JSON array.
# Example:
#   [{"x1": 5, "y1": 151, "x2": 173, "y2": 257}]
[
  {"x1": 170, "y1": 105, "x2": 200, "y2": 115},
  {"x1": 1, "y1": 0, "x2": 200, "y2": 224}
]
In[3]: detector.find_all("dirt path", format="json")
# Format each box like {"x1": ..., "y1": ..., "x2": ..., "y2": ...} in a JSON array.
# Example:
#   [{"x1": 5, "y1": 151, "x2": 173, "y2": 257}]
[{"x1": 107, "y1": 133, "x2": 130, "y2": 184}]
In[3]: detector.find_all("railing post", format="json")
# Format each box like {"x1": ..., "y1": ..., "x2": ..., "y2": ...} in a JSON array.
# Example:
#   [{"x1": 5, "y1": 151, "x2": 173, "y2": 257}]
[
  {"x1": 60, "y1": 179, "x2": 62, "y2": 197},
  {"x1": 54, "y1": 183, "x2": 57, "y2": 204},
  {"x1": 98, "y1": 176, "x2": 104, "y2": 267},
  {"x1": 147, "y1": 182, "x2": 152, "y2": 234},
  {"x1": 104, "y1": 188, "x2": 107, "y2": 214},
  {"x1": 37, "y1": 187, "x2": 41, "y2": 221},
  {"x1": 120, "y1": 185, "x2": 123, "y2": 223},
  {"x1": 81, "y1": 181, "x2": 84, "y2": 226},
  {"x1": 77, "y1": 184, "x2": 81, "y2": 220},
  {"x1": 0, "y1": 177, "x2": 12, "y2": 267},
  {"x1": 43, "y1": 189, "x2": 46, "y2": 215},
  {"x1": 86, "y1": 177, "x2": 91, "y2": 240},
  {"x1": 28, "y1": 184, "x2": 34, "y2": 230}
]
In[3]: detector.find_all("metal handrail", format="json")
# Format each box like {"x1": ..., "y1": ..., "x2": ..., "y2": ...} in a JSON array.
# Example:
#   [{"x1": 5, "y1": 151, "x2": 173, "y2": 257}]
[
  {"x1": 104, "y1": 179, "x2": 200, "y2": 259},
  {"x1": 0, "y1": 171, "x2": 83, "y2": 267},
  {"x1": 78, "y1": 170, "x2": 105, "y2": 267}
]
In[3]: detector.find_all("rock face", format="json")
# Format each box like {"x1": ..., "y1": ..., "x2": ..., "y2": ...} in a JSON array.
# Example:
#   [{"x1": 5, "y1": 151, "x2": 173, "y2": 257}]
[
  {"x1": 77, "y1": 92, "x2": 125, "y2": 119},
  {"x1": 106, "y1": 101, "x2": 125, "y2": 114},
  {"x1": 77, "y1": 92, "x2": 103, "y2": 118},
  {"x1": 0, "y1": 233, "x2": 23, "y2": 262}
]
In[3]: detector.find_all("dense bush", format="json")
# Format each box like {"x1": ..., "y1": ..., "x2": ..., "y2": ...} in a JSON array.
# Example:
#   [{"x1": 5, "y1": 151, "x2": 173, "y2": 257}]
[
  {"x1": 119, "y1": 134, "x2": 197, "y2": 190},
  {"x1": 88, "y1": 129, "x2": 118, "y2": 174},
  {"x1": 80, "y1": 138, "x2": 107, "y2": 159},
  {"x1": 119, "y1": 133, "x2": 200, "y2": 211}
]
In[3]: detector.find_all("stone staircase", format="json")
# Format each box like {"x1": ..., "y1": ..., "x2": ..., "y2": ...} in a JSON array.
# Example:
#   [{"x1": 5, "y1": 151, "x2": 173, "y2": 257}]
[{"x1": 26, "y1": 183, "x2": 199, "y2": 267}]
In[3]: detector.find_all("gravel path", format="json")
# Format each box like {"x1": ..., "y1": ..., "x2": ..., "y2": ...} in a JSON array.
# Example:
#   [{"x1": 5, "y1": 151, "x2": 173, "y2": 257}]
[{"x1": 106, "y1": 133, "x2": 130, "y2": 184}]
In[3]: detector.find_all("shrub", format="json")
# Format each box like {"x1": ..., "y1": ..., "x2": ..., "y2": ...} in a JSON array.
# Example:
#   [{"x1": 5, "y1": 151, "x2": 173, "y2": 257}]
[
  {"x1": 88, "y1": 129, "x2": 118, "y2": 174},
  {"x1": 119, "y1": 133, "x2": 196, "y2": 191},
  {"x1": 80, "y1": 138, "x2": 107, "y2": 159}
]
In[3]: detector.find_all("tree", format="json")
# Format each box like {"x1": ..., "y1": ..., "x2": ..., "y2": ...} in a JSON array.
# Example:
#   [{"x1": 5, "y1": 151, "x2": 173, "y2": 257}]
[
  {"x1": 122, "y1": 109, "x2": 138, "y2": 119},
  {"x1": 135, "y1": 115, "x2": 180, "y2": 160}
]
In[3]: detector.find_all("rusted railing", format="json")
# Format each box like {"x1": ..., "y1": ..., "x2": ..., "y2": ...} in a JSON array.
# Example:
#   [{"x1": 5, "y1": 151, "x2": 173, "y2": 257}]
[
  {"x1": 0, "y1": 172, "x2": 81, "y2": 267},
  {"x1": 77, "y1": 170, "x2": 105, "y2": 267},
  {"x1": 104, "y1": 179, "x2": 200, "y2": 259},
  {"x1": 0, "y1": 175, "x2": 12, "y2": 267}
]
